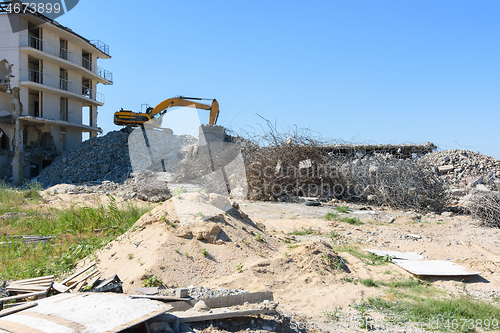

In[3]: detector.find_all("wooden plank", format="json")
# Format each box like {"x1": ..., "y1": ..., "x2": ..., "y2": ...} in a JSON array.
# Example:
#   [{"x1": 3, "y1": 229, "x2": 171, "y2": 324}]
[
  {"x1": 0, "y1": 302, "x2": 37, "y2": 317},
  {"x1": 8, "y1": 275, "x2": 54, "y2": 285},
  {"x1": 165, "y1": 291, "x2": 274, "y2": 312},
  {"x1": 3, "y1": 300, "x2": 32, "y2": 309},
  {"x1": 6, "y1": 286, "x2": 49, "y2": 293},
  {"x1": 103, "y1": 306, "x2": 172, "y2": 333},
  {"x1": 51, "y1": 281, "x2": 70, "y2": 293},
  {"x1": 85, "y1": 274, "x2": 101, "y2": 289},
  {"x1": 60, "y1": 262, "x2": 96, "y2": 285},
  {"x1": 157, "y1": 308, "x2": 272, "y2": 323},
  {"x1": 130, "y1": 295, "x2": 189, "y2": 302},
  {"x1": 68, "y1": 270, "x2": 99, "y2": 291},
  {"x1": 0, "y1": 290, "x2": 47, "y2": 302},
  {"x1": 10, "y1": 282, "x2": 53, "y2": 288}
]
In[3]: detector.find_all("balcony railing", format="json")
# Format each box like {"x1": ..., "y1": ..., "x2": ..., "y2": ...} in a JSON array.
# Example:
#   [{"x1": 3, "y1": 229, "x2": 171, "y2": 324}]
[
  {"x1": 89, "y1": 40, "x2": 110, "y2": 56},
  {"x1": 20, "y1": 69, "x2": 105, "y2": 104},
  {"x1": 20, "y1": 35, "x2": 113, "y2": 84}
]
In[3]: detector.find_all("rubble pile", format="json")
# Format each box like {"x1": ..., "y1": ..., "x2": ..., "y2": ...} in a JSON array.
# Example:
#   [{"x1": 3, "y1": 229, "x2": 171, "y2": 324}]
[
  {"x1": 36, "y1": 127, "x2": 199, "y2": 201},
  {"x1": 36, "y1": 129, "x2": 132, "y2": 187},
  {"x1": 162, "y1": 286, "x2": 248, "y2": 299},
  {"x1": 420, "y1": 149, "x2": 500, "y2": 193}
]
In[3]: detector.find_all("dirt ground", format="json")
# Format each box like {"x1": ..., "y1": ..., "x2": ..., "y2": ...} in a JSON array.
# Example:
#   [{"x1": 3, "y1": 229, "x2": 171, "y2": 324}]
[{"x1": 43, "y1": 190, "x2": 500, "y2": 331}]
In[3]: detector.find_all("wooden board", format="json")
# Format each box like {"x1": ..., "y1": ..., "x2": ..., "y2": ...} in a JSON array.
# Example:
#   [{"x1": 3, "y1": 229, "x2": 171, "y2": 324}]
[
  {"x1": 393, "y1": 260, "x2": 480, "y2": 276},
  {"x1": 60, "y1": 262, "x2": 96, "y2": 285},
  {"x1": 0, "y1": 290, "x2": 47, "y2": 302},
  {"x1": 0, "y1": 302, "x2": 37, "y2": 318},
  {"x1": 51, "y1": 281, "x2": 70, "y2": 293},
  {"x1": 165, "y1": 291, "x2": 274, "y2": 312},
  {"x1": 7, "y1": 276, "x2": 54, "y2": 284}
]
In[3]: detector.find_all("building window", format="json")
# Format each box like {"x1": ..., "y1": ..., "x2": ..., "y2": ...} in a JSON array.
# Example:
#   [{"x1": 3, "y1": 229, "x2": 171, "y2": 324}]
[{"x1": 60, "y1": 97, "x2": 68, "y2": 121}]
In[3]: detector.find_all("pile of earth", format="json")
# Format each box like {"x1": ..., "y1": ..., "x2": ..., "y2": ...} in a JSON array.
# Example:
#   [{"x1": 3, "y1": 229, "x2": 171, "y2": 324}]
[{"x1": 92, "y1": 192, "x2": 347, "y2": 294}]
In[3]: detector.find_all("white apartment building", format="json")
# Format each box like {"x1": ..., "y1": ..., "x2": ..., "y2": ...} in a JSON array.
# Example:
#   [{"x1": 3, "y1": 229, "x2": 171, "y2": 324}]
[{"x1": 0, "y1": 2, "x2": 111, "y2": 181}]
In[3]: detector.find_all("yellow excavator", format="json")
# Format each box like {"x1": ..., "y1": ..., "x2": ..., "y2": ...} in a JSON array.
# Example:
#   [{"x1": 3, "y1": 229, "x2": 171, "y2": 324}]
[{"x1": 113, "y1": 96, "x2": 220, "y2": 126}]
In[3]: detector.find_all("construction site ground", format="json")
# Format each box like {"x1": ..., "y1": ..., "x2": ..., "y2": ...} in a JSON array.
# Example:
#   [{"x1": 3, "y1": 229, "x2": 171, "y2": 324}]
[{"x1": 37, "y1": 189, "x2": 500, "y2": 332}]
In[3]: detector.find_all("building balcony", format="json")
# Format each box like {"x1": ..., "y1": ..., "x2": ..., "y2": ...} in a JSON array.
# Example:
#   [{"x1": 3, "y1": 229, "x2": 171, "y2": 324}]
[
  {"x1": 20, "y1": 35, "x2": 113, "y2": 84},
  {"x1": 20, "y1": 69, "x2": 104, "y2": 106},
  {"x1": 90, "y1": 40, "x2": 110, "y2": 57}
]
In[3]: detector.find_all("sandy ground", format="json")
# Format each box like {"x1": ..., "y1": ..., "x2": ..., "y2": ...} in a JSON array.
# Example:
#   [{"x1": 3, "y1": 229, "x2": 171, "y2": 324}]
[{"x1": 47, "y1": 191, "x2": 500, "y2": 330}]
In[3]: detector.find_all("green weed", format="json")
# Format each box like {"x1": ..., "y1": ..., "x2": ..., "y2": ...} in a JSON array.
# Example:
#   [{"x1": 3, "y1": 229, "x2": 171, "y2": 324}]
[
  {"x1": 287, "y1": 227, "x2": 315, "y2": 236},
  {"x1": 142, "y1": 276, "x2": 164, "y2": 287},
  {"x1": 335, "y1": 206, "x2": 350, "y2": 213}
]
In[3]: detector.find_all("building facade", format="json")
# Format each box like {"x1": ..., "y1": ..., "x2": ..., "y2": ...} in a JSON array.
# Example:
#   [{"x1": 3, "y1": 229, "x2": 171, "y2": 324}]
[{"x1": 0, "y1": 3, "x2": 111, "y2": 182}]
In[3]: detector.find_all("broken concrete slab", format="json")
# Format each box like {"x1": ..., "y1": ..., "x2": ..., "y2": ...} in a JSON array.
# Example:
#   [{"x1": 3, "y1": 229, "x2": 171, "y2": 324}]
[
  {"x1": 0, "y1": 293, "x2": 172, "y2": 333},
  {"x1": 136, "y1": 287, "x2": 159, "y2": 295},
  {"x1": 393, "y1": 260, "x2": 480, "y2": 276},
  {"x1": 365, "y1": 249, "x2": 424, "y2": 260}
]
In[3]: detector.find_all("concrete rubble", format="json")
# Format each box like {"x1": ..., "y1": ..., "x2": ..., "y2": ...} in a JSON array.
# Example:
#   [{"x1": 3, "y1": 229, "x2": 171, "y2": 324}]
[{"x1": 421, "y1": 149, "x2": 500, "y2": 196}]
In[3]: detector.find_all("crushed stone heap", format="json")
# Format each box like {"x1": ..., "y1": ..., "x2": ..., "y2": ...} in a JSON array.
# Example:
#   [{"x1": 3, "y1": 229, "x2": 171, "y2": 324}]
[
  {"x1": 36, "y1": 130, "x2": 132, "y2": 187},
  {"x1": 421, "y1": 149, "x2": 500, "y2": 193},
  {"x1": 36, "y1": 127, "x2": 199, "y2": 189}
]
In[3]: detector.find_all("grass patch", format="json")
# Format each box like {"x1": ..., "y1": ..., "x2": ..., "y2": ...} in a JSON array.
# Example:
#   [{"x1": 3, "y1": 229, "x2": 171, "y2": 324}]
[
  {"x1": 0, "y1": 187, "x2": 150, "y2": 280},
  {"x1": 324, "y1": 212, "x2": 363, "y2": 225},
  {"x1": 288, "y1": 227, "x2": 315, "y2": 236},
  {"x1": 142, "y1": 276, "x2": 164, "y2": 287},
  {"x1": 324, "y1": 212, "x2": 339, "y2": 221},
  {"x1": 334, "y1": 245, "x2": 391, "y2": 266},
  {"x1": 335, "y1": 206, "x2": 350, "y2": 213},
  {"x1": 339, "y1": 216, "x2": 363, "y2": 225},
  {"x1": 357, "y1": 296, "x2": 500, "y2": 332},
  {"x1": 360, "y1": 278, "x2": 381, "y2": 287}
]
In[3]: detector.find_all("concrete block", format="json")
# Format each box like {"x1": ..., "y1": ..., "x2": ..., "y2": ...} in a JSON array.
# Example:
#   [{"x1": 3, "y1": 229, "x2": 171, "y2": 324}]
[
  {"x1": 448, "y1": 188, "x2": 466, "y2": 197},
  {"x1": 175, "y1": 288, "x2": 189, "y2": 298},
  {"x1": 438, "y1": 165, "x2": 454, "y2": 173}
]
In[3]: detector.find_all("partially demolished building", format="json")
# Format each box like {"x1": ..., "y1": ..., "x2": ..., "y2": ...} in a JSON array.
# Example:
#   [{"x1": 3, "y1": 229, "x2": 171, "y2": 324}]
[{"x1": 0, "y1": 3, "x2": 111, "y2": 182}]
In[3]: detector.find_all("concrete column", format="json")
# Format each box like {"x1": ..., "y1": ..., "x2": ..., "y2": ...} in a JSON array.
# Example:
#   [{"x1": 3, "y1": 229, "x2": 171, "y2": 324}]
[{"x1": 11, "y1": 87, "x2": 24, "y2": 185}]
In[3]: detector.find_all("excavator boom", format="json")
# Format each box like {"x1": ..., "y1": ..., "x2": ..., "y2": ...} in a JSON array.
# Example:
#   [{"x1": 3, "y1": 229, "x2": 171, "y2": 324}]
[{"x1": 114, "y1": 97, "x2": 219, "y2": 126}]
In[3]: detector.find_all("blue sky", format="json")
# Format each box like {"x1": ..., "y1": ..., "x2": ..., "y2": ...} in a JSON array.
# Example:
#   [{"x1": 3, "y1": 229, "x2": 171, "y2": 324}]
[{"x1": 59, "y1": 1, "x2": 500, "y2": 158}]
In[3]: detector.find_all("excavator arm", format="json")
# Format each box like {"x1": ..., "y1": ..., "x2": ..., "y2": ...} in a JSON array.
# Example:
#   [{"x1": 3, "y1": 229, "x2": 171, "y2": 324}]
[{"x1": 114, "y1": 96, "x2": 219, "y2": 126}]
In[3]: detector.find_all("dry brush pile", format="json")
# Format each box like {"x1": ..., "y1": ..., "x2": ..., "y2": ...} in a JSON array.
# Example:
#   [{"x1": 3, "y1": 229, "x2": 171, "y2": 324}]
[
  {"x1": 466, "y1": 191, "x2": 500, "y2": 228},
  {"x1": 241, "y1": 127, "x2": 449, "y2": 212}
]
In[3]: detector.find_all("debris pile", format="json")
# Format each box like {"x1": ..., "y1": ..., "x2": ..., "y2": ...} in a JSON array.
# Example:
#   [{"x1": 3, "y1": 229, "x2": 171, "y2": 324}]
[
  {"x1": 421, "y1": 149, "x2": 500, "y2": 193},
  {"x1": 243, "y1": 128, "x2": 449, "y2": 211},
  {"x1": 36, "y1": 129, "x2": 132, "y2": 187}
]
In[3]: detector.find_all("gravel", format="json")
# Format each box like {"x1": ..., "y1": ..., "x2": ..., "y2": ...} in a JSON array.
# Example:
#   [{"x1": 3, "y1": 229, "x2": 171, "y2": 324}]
[{"x1": 162, "y1": 286, "x2": 248, "y2": 299}]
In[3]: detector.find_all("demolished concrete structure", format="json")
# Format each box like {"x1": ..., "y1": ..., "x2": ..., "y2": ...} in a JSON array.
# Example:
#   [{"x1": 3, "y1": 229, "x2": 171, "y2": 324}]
[{"x1": 0, "y1": 4, "x2": 112, "y2": 182}]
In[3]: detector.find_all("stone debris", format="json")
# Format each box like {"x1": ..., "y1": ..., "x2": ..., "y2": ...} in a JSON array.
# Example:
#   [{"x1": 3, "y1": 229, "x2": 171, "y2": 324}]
[
  {"x1": 421, "y1": 149, "x2": 500, "y2": 196},
  {"x1": 36, "y1": 129, "x2": 132, "y2": 187}
]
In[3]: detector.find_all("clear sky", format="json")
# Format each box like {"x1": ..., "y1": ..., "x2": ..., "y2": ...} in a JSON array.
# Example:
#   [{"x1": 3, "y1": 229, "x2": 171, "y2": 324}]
[{"x1": 58, "y1": 0, "x2": 500, "y2": 158}]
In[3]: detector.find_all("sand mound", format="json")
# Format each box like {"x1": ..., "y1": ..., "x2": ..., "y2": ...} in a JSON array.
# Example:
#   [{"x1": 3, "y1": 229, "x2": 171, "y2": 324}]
[{"x1": 94, "y1": 193, "x2": 279, "y2": 291}]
